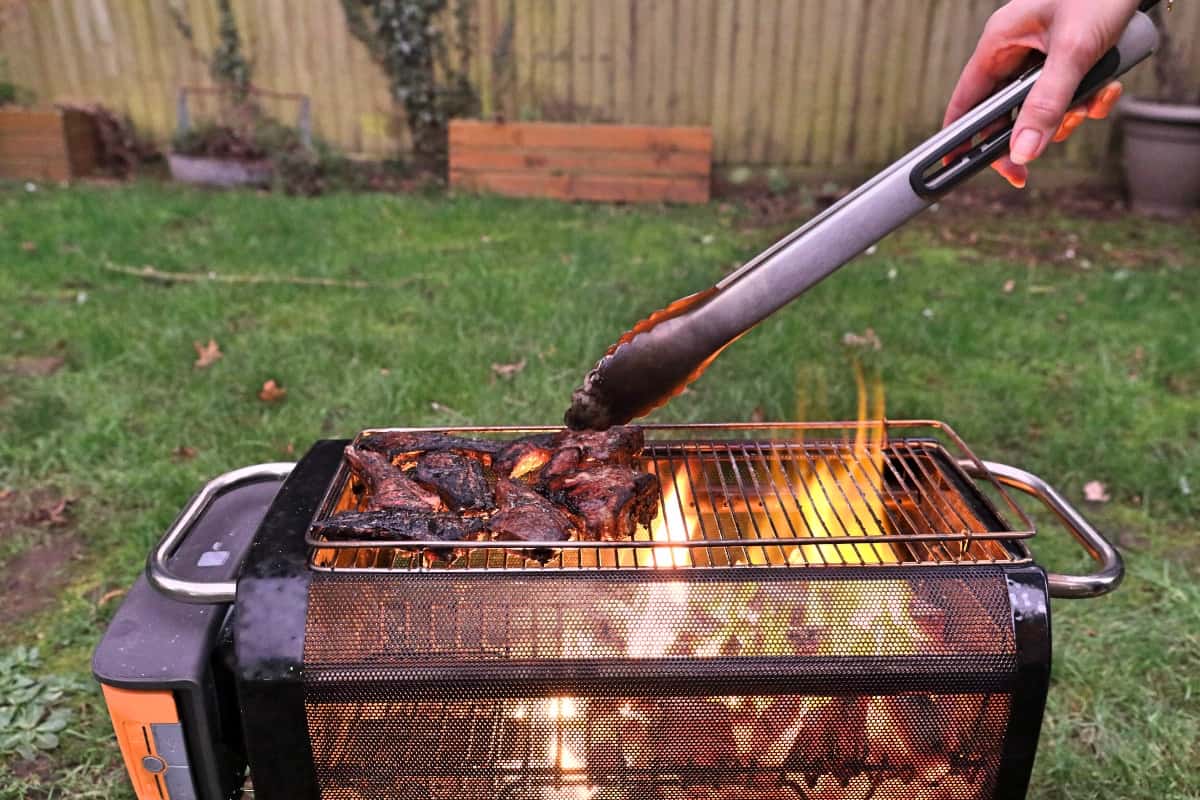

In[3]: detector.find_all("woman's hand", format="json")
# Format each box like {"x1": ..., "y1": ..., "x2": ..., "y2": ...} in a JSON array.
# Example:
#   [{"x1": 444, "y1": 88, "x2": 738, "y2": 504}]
[{"x1": 944, "y1": 0, "x2": 1140, "y2": 188}]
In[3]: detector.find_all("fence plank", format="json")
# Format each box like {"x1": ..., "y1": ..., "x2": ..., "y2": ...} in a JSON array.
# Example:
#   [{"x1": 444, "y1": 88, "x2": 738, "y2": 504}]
[
  {"x1": 749, "y1": 0, "x2": 778, "y2": 163},
  {"x1": 708, "y1": 0, "x2": 736, "y2": 163},
  {"x1": 630, "y1": 1, "x2": 651, "y2": 126},
  {"x1": 856, "y1": 0, "x2": 892, "y2": 166},
  {"x1": 766, "y1": 0, "x2": 798, "y2": 165},
  {"x1": 727, "y1": 0, "x2": 756, "y2": 163},
  {"x1": 551, "y1": 0, "x2": 571, "y2": 113},
  {"x1": 567, "y1": 0, "x2": 586, "y2": 118},
  {"x1": 687, "y1": 0, "x2": 715, "y2": 127},
  {"x1": 808, "y1": 0, "x2": 842, "y2": 165},
  {"x1": 671, "y1": 0, "x2": 692, "y2": 126},
  {"x1": 146, "y1": 0, "x2": 180, "y2": 137},
  {"x1": 651, "y1": 0, "x2": 673, "y2": 126},
  {"x1": 590, "y1": 0, "x2": 613, "y2": 121}
]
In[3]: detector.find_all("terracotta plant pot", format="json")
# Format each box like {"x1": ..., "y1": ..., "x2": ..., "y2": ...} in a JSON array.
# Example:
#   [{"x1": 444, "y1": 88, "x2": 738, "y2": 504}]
[
  {"x1": 1118, "y1": 96, "x2": 1200, "y2": 217},
  {"x1": 167, "y1": 152, "x2": 272, "y2": 188}
]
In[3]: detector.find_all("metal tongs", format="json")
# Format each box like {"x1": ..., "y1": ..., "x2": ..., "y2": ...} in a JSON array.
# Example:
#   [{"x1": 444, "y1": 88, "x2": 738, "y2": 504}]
[{"x1": 565, "y1": 10, "x2": 1160, "y2": 430}]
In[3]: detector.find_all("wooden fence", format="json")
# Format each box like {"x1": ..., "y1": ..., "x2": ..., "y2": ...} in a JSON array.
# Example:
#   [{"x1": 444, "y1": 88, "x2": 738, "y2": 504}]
[{"x1": 2, "y1": 0, "x2": 1198, "y2": 168}]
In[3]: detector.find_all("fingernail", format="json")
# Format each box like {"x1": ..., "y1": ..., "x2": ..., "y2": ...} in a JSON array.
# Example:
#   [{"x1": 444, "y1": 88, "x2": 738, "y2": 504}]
[
  {"x1": 1066, "y1": 110, "x2": 1086, "y2": 129},
  {"x1": 1100, "y1": 85, "x2": 1121, "y2": 106},
  {"x1": 1010, "y1": 128, "x2": 1043, "y2": 165}
]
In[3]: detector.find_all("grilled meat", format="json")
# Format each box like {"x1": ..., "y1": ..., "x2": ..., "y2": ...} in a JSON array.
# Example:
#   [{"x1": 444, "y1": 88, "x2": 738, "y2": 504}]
[
  {"x1": 356, "y1": 431, "x2": 502, "y2": 466},
  {"x1": 414, "y1": 451, "x2": 494, "y2": 511},
  {"x1": 344, "y1": 446, "x2": 442, "y2": 513},
  {"x1": 546, "y1": 466, "x2": 659, "y2": 540},
  {"x1": 551, "y1": 427, "x2": 644, "y2": 467},
  {"x1": 493, "y1": 427, "x2": 643, "y2": 482},
  {"x1": 494, "y1": 436, "x2": 556, "y2": 479},
  {"x1": 541, "y1": 447, "x2": 582, "y2": 479},
  {"x1": 321, "y1": 426, "x2": 660, "y2": 558},
  {"x1": 489, "y1": 479, "x2": 581, "y2": 561},
  {"x1": 313, "y1": 509, "x2": 484, "y2": 542}
]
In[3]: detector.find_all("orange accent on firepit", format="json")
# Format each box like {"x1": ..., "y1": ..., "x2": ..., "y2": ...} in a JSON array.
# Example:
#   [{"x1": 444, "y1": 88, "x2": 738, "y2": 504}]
[{"x1": 100, "y1": 684, "x2": 180, "y2": 800}]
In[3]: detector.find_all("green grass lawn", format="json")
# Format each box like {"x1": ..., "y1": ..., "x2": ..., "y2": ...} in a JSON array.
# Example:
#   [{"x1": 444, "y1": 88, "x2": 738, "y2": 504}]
[{"x1": 0, "y1": 180, "x2": 1197, "y2": 799}]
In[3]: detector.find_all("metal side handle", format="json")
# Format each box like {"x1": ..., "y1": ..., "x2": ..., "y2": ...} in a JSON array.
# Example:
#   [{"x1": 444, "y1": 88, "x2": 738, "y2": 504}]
[
  {"x1": 146, "y1": 462, "x2": 295, "y2": 604},
  {"x1": 961, "y1": 460, "x2": 1125, "y2": 599}
]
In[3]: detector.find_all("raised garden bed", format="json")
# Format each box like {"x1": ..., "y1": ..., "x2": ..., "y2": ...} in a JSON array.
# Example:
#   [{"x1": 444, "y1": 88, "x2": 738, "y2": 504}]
[
  {"x1": 0, "y1": 107, "x2": 98, "y2": 182},
  {"x1": 449, "y1": 120, "x2": 712, "y2": 204}
]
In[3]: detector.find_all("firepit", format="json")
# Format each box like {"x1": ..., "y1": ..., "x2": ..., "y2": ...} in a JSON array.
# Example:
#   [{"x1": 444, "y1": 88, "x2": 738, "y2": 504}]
[{"x1": 95, "y1": 420, "x2": 1121, "y2": 800}]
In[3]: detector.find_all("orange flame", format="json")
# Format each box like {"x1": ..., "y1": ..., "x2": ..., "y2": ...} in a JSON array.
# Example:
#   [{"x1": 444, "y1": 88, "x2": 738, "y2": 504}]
[
  {"x1": 782, "y1": 360, "x2": 895, "y2": 566},
  {"x1": 646, "y1": 464, "x2": 696, "y2": 567}
]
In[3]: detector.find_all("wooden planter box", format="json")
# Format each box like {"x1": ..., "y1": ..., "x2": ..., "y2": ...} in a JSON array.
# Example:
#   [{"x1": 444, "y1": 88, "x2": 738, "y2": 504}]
[
  {"x1": 450, "y1": 121, "x2": 712, "y2": 204},
  {"x1": 0, "y1": 107, "x2": 98, "y2": 182}
]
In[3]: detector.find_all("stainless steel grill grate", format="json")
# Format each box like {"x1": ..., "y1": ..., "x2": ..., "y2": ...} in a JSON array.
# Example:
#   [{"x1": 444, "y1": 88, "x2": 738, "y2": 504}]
[{"x1": 307, "y1": 421, "x2": 1034, "y2": 572}]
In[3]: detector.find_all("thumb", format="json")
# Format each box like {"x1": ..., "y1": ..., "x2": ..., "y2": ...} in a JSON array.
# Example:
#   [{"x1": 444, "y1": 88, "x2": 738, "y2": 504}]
[{"x1": 1010, "y1": 46, "x2": 1094, "y2": 166}]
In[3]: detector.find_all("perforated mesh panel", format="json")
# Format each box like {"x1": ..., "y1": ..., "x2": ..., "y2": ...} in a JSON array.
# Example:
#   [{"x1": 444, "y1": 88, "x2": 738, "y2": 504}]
[
  {"x1": 302, "y1": 568, "x2": 1018, "y2": 799},
  {"x1": 305, "y1": 691, "x2": 1011, "y2": 800}
]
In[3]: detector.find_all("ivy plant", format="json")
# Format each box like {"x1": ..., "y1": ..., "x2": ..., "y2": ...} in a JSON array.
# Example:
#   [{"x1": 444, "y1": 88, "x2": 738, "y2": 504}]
[
  {"x1": 169, "y1": 0, "x2": 255, "y2": 107},
  {"x1": 341, "y1": 0, "x2": 478, "y2": 172}
]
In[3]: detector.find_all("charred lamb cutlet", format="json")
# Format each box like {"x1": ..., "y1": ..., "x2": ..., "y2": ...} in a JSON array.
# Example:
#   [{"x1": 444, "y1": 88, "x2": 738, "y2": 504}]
[
  {"x1": 414, "y1": 451, "x2": 494, "y2": 511},
  {"x1": 356, "y1": 431, "x2": 502, "y2": 467},
  {"x1": 488, "y1": 478, "x2": 582, "y2": 561},
  {"x1": 311, "y1": 508, "x2": 483, "y2": 565},
  {"x1": 343, "y1": 446, "x2": 442, "y2": 512},
  {"x1": 311, "y1": 509, "x2": 484, "y2": 543},
  {"x1": 494, "y1": 435, "x2": 556, "y2": 479},
  {"x1": 551, "y1": 427, "x2": 644, "y2": 467},
  {"x1": 544, "y1": 466, "x2": 659, "y2": 541},
  {"x1": 493, "y1": 427, "x2": 646, "y2": 482}
]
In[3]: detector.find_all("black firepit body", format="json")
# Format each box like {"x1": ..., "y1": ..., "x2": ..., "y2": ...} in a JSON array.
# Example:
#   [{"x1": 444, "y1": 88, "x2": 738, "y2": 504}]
[{"x1": 96, "y1": 421, "x2": 1123, "y2": 800}]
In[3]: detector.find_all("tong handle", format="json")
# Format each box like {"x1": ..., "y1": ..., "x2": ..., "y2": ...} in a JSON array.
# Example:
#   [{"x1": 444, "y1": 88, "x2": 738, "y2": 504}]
[
  {"x1": 962, "y1": 460, "x2": 1124, "y2": 599},
  {"x1": 911, "y1": 11, "x2": 1158, "y2": 197}
]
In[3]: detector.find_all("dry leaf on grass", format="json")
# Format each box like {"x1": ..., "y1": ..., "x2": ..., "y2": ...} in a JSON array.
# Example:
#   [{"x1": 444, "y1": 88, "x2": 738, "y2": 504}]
[
  {"x1": 1003, "y1": 279, "x2": 1016, "y2": 294},
  {"x1": 171, "y1": 445, "x2": 198, "y2": 461},
  {"x1": 258, "y1": 379, "x2": 287, "y2": 403},
  {"x1": 31, "y1": 498, "x2": 71, "y2": 527},
  {"x1": 1083, "y1": 480, "x2": 1110, "y2": 503},
  {"x1": 490, "y1": 358, "x2": 527, "y2": 381},
  {"x1": 193, "y1": 339, "x2": 223, "y2": 369},
  {"x1": 842, "y1": 328, "x2": 882, "y2": 351},
  {"x1": 2, "y1": 355, "x2": 65, "y2": 377},
  {"x1": 97, "y1": 588, "x2": 127, "y2": 607},
  {"x1": 430, "y1": 401, "x2": 469, "y2": 421},
  {"x1": 20, "y1": 241, "x2": 37, "y2": 252}
]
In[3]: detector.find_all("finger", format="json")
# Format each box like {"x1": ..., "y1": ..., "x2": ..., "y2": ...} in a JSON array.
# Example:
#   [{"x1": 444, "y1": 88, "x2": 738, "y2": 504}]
[
  {"x1": 945, "y1": 57, "x2": 1003, "y2": 128},
  {"x1": 944, "y1": 7, "x2": 1040, "y2": 127},
  {"x1": 945, "y1": 41, "x2": 1037, "y2": 127},
  {"x1": 1052, "y1": 109, "x2": 1088, "y2": 142},
  {"x1": 991, "y1": 156, "x2": 1028, "y2": 189},
  {"x1": 1086, "y1": 81, "x2": 1122, "y2": 119},
  {"x1": 1010, "y1": 42, "x2": 1096, "y2": 165}
]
